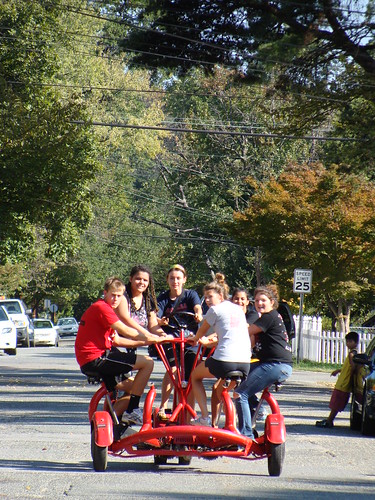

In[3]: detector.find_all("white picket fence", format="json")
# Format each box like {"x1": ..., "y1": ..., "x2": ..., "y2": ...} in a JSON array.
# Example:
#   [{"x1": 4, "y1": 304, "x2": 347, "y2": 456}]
[{"x1": 291, "y1": 315, "x2": 374, "y2": 363}]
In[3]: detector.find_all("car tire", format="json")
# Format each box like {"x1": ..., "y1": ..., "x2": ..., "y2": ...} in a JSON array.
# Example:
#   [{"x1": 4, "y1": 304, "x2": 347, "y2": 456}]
[
  {"x1": 23, "y1": 332, "x2": 30, "y2": 348},
  {"x1": 361, "y1": 388, "x2": 374, "y2": 436},
  {"x1": 4, "y1": 348, "x2": 17, "y2": 356},
  {"x1": 350, "y1": 392, "x2": 361, "y2": 431}
]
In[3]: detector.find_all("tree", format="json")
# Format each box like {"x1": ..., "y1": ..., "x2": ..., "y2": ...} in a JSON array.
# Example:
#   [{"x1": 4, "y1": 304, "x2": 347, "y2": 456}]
[
  {"x1": 0, "y1": 0, "x2": 99, "y2": 263},
  {"x1": 229, "y1": 162, "x2": 375, "y2": 332},
  {"x1": 103, "y1": 1, "x2": 375, "y2": 177},
  {"x1": 107, "y1": 1, "x2": 375, "y2": 78},
  {"x1": 0, "y1": 1, "x2": 171, "y2": 309},
  {"x1": 140, "y1": 67, "x2": 313, "y2": 289},
  {"x1": 47, "y1": 1, "x2": 173, "y2": 308}
]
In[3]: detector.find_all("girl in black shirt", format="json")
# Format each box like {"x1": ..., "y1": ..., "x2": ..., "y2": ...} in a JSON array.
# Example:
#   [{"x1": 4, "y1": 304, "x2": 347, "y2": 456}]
[{"x1": 234, "y1": 285, "x2": 293, "y2": 438}]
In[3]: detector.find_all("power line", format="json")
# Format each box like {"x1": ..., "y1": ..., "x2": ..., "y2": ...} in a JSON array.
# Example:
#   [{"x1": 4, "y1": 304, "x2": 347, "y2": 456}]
[
  {"x1": 71, "y1": 119, "x2": 366, "y2": 142},
  {"x1": 84, "y1": 228, "x2": 240, "y2": 246},
  {"x1": 87, "y1": 0, "x2": 371, "y2": 18},
  {"x1": 5, "y1": 18, "x2": 375, "y2": 95},
  {"x1": 6, "y1": 78, "x2": 351, "y2": 104},
  {"x1": 6, "y1": 2, "x2": 373, "y2": 87},
  {"x1": 126, "y1": 189, "x2": 233, "y2": 223},
  {"x1": 56, "y1": 1, "x2": 375, "y2": 75}
]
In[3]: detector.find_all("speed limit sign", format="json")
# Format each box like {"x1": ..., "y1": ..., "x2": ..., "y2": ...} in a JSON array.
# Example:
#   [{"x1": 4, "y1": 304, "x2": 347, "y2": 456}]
[{"x1": 293, "y1": 269, "x2": 313, "y2": 294}]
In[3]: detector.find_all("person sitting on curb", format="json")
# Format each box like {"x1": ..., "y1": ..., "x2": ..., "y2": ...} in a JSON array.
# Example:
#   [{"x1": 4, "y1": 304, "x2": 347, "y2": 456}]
[{"x1": 316, "y1": 331, "x2": 359, "y2": 428}]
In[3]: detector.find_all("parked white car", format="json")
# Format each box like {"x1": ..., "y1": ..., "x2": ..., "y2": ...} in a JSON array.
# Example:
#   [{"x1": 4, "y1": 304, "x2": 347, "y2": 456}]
[
  {"x1": 0, "y1": 305, "x2": 17, "y2": 355},
  {"x1": 0, "y1": 299, "x2": 32, "y2": 347},
  {"x1": 31, "y1": 319, "x2": 59, "y2": 347},
  {"x1": 55, "y1": 317, "x2": 79, "y2": 337}
]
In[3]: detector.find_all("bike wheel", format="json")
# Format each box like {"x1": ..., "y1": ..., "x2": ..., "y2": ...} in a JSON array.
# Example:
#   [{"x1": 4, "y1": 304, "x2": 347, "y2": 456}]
[
  {"x1": 178, "y1": 455, "x2": 192, "y2": 465},
  {"x1": 267, "y1": 442, "x2": 285, "y2": 477},
  {"x1": 154, "y1": 455, "x2": 168, "y2": 465},
  {"x1": 91, "y1": 428, "x2": 108, "y2": 471}
]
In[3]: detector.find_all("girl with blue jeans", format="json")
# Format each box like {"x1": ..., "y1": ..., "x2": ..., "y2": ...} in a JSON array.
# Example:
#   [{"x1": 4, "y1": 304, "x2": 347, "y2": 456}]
[{"x1": 234, "y1": 285, "x2": 293, "y2": 438}]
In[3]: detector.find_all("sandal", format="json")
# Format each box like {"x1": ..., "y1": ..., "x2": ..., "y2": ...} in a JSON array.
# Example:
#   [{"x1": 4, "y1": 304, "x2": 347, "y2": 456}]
[{"x1": 315, "y1": 419, "x2": 334, "y2": 428}]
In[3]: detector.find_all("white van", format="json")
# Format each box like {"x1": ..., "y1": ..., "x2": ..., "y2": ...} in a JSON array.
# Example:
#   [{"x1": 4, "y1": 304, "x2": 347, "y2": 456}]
[
  {"x1": 0, "y1": 305, "x2": 17, "y2": 355},
  {"x1": 0, "y1": 299, "x2": 32, "y2": 347}
]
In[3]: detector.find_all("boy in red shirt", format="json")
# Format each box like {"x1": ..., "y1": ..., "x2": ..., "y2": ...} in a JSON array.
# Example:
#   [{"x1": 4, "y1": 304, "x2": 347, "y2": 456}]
[{"x1": 75, "y1": 276, "x2": 170, "y2": 424}]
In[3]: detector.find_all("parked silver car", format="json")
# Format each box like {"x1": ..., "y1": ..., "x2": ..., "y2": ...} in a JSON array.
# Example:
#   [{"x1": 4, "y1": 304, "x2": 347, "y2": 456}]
[{"x1": 55, "y1": 317, "x2": 79, "y2": 337}]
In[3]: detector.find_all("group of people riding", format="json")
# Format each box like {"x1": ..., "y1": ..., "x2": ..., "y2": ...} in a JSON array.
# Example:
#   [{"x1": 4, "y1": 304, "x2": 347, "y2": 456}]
[{"x1": 74, "y1": 264, "x2": 293, "y2": 438}]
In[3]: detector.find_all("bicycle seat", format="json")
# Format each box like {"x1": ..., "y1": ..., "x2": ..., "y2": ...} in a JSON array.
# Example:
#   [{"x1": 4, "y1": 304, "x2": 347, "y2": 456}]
[
  {"x1": 223, "y1": 370, "x2": 245, "y2": 384},
  {"x1": 83, "y1": 370, "x2": 103, "y2": 385}
]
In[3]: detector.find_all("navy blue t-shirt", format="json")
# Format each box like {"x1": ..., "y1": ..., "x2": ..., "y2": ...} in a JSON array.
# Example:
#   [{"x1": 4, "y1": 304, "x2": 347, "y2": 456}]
[{"x1": 157, "y1": 289, "x2": 201, "y2": 337}]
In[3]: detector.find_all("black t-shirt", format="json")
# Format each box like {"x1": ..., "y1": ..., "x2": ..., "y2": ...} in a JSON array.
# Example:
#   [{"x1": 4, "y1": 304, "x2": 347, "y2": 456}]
[
  {"x1": 253, "y1": 309, "x2": 292, "y2": 364},
  {"x1": 246, "y1": 307, "x2": 259, "y2": 325}
]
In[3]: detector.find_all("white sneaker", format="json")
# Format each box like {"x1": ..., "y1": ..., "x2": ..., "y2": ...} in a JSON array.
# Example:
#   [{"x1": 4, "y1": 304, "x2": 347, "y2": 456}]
[
  {"x1": 256, "y1": 408, "x2": 268, "y2": 422},
  {"x1": 122, "y1": 408, "x2": 143, "y2": 425},
  {"x1": 191, "y1": 415, "x2": 211, "y2": 426}
]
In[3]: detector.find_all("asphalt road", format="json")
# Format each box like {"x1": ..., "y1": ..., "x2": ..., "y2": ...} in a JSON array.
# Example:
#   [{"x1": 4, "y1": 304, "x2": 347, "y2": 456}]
[{"x1": 0, "y1": 341, "x2": 374, "y2": 499}]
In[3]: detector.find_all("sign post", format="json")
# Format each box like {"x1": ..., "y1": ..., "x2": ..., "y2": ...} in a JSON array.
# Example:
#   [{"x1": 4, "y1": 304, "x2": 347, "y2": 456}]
[
  {"x1": 293, "y1": 269, "x2": 313, "y2": 363},
  {"x1": 49, "y1": 303, "x2": 58, "y2": 324}
]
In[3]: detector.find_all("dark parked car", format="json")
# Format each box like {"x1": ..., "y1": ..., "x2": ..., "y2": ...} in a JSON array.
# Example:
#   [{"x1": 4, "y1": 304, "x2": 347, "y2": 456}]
[
  {"x1": 277, "y1": 300, "x2": 296, "y2": 340},
  {"x1": 350, "y1": 337, "x2": 375, "y2": 435}
]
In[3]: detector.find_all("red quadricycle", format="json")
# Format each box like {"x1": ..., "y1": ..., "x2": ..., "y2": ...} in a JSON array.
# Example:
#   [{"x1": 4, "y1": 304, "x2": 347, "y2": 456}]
[{"x1": 88, "y1": 313, "x2": 287, "y2": 476}]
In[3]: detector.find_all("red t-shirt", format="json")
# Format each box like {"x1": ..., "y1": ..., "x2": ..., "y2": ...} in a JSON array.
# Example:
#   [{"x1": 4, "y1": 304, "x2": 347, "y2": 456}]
[{"x1": 75, "y1": 299, "x2": 119, "y2": 367}]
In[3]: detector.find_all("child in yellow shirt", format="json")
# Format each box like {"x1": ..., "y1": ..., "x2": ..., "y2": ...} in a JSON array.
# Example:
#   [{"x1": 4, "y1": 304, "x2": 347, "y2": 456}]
[{"x1": 316, "y1": 331, "x2": 359, "y2": 428}]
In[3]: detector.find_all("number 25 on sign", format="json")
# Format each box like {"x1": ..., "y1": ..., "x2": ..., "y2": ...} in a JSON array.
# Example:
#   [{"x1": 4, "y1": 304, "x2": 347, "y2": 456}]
[
  {"x1": 293, "y1": 269, "x2": 313, "y2": 294},
  {"x1": 294, "y1": 268, "x2": 312, "y2": 363}
]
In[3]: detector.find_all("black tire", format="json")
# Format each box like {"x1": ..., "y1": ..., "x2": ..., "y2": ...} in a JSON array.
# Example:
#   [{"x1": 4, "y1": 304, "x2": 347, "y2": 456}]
[
  {"x1": 4, "y1": 348, "x2": 16, "y2": 356},
  {"x1": 91, "y1": 428, "x2": 108, "y2": 471},
  {"x1": 268, "y1": 442, "x2": 285, "y2": 477},
  {"x1": 350, "y1": 393, "x2": 361, "y2": 431},
  {"x1": 178, "y1": 455, "x2": 192, "y2": 465},
  {"x1": 23, "y1": 332, "x2": 30, "y2": 348},
  {"x1": 361, "y1": 389, "x2": 374, "y2": 436},
  {"x1": 154, "y1": 455, "x2": 168, "y2": 465}
]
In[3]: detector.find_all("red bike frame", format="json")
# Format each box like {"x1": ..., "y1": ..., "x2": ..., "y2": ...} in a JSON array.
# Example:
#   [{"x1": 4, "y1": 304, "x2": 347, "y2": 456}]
[{"x1": 88, "y1": 325, "x2": 287, "y2": 469}]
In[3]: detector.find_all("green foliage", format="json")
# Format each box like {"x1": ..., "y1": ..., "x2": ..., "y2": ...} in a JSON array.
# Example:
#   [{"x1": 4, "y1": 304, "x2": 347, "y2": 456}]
[
  {"x1": 137, "y1": 68, "x2": 312, "y2": 290},
  {"x1": 230, "y1": 163, "x2": 375, "y2": 329},
  {"x1": 107, "y1": 1, "x2": 375, "y2": 179},
  {"x1": 0, "y1": 0, "x2": 99, "y2": 265}
]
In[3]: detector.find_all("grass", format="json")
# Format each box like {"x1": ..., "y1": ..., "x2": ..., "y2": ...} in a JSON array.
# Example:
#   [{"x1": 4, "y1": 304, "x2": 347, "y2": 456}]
[{"x1": 293, "y1": 358, "x2": 341, "y2": 372}]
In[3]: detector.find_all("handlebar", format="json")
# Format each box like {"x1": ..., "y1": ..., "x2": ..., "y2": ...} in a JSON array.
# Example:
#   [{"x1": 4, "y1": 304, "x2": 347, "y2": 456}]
[
  {"x1": 157, "y1": 334, "x2": 195, "y2": 345},
  {"x1": 166, "y1": 311, "x2": 196, "y2": 329}
]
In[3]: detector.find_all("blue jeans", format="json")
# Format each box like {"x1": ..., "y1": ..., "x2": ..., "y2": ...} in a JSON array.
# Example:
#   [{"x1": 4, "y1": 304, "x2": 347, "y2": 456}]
[{"x1": 234, "y1": 362, "x2": 293, "y2": 438}]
